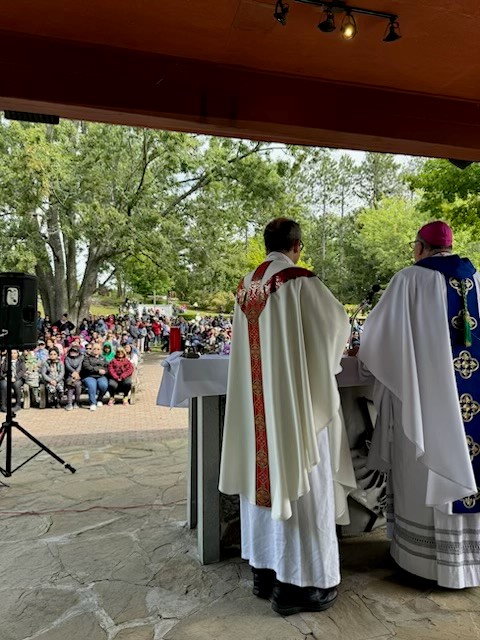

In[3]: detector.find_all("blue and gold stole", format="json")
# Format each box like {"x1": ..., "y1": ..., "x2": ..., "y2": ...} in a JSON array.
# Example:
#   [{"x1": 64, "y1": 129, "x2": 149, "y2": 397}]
[{"x1": 416, "y1": 255, "x2": 480, "y2": 513}]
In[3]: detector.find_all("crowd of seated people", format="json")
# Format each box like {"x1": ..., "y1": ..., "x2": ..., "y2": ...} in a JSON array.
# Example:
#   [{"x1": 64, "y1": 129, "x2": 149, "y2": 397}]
[
  {"x1": 0, "y1": 308, "x2": 233, "y2": 413},
  {"x1": 0, "y1": 312, "x2": 148, "y2": 412},
  {"x1": 111, "y1": 305, "x2": 233, "y2": 355},
  {"x1": 164, "y1": 313, "x2": 233, "y2": 355}
]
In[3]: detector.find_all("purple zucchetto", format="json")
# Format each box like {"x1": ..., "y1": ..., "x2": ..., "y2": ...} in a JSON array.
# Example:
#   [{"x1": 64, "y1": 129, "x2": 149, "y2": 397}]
[{"x1": 419, "y1": 221, "x2": 453, "y2": 247}]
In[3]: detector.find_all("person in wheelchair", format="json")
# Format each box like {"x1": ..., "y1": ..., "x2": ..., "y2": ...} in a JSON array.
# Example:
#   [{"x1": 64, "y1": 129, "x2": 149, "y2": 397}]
[
  {"x1": 41, "y1": 347, "x2": 65, "y2": 408},
  {"x1": 0, "y1": 349, "x2": 26, "y2": 413},
  {"x1": 107, "y1": 347, "x2": 134, "y2": 406}
]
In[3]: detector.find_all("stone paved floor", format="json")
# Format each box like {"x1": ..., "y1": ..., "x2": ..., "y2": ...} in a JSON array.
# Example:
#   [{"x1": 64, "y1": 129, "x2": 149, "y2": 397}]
[{"x1": 1, "y1": 354, "x2": 480, "y2": 639}]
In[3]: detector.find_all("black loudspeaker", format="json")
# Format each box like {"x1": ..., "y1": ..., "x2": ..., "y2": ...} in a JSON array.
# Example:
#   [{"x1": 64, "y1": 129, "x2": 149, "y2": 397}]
[{"x1": 0, "y1": 272, "x2": 38, "y2": 349}]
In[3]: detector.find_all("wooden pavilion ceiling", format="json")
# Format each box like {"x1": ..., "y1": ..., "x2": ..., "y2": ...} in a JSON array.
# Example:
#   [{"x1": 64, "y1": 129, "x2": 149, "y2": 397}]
[{"x1": 0, "y1": 0, "x2": 480, "y2": 158}]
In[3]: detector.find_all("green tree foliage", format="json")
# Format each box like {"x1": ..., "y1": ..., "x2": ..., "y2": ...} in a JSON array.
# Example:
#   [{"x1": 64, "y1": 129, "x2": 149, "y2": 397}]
[
  {"x1": 0, "y1": 121, "x2": 197, "y2": 324},
  {"x1": 410, "y1": 158, "x2": 480, "y2": 215},
  {"x1": 310, "y1": 198, "x2": 427, "y2": 304},
  {"x1": 409, "y1": 158, "x2": 480, "y2": 266},
  {"x1": 5, "y1": 118, "x2": 480, "y2": 321},
  {"x1": 290, "y1": 148, "x2": 360, "y2": 287},
  {"x1": 309, "y1": 212, "x2": 362, "y2": 303},
  {"x1": 356, "y1": 152, "x2": 403, "y2": 208},
  {"x1": 0, "y1": 123, "x2": 293, "y2": 325},
  {"x1": 355, "y1": 197, "x2": 427, "y2": 287},
  {"x1": 175, "y1": 139, "x2": 300, "y2": 301},
  {"x1": 120, "y1": 255, "x2": 172, "y2": 301}
]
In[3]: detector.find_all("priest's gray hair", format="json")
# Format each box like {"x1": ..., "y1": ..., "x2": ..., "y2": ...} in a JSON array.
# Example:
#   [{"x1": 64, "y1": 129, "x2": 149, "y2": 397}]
[
  {"x1": 264, "y1": 217, "x2": 301, "y2": 253},
  {"x1": 420, "y1": 238, "x2": 453, "y2": 252}
]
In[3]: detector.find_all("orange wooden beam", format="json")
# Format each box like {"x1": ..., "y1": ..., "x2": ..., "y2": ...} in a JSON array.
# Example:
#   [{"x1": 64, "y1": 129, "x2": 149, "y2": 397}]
[{"x1": 1, "y1": 30, "x2": 479, "y2": 160}]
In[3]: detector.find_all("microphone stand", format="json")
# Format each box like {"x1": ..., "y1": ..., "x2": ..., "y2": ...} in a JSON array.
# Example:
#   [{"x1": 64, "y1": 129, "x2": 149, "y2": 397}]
[
  {"x1": 348, "y1": 300, "x2": 369, "y2": 351},
  {"x1": 348, "y1": 285, "x2": 381, "y2": 351}
]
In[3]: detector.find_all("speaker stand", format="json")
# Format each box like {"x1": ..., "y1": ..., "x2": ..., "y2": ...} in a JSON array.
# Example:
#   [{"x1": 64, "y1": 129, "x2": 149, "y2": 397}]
[{"x1": 0, "y1": 349, "x2": 76, "y2": 478}]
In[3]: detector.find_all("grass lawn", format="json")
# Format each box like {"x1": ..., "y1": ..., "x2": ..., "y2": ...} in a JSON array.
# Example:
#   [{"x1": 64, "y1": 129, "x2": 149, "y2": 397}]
[{"x1": 89, "y1": 304, "x2": 119, "y2": 317}]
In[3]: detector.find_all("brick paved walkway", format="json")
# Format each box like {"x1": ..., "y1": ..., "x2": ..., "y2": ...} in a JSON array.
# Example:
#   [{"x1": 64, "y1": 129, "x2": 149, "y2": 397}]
[{"x1": 7, "y1": 352, "x2": 188, "y2": 448}]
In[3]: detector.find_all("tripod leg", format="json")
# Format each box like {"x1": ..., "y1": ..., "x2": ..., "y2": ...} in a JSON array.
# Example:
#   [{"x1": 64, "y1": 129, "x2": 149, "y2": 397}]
[
  {"x1": 0, "y1": 421, "x2": 7, "y2": 448},
  {"x1": 13, "y1": 422, "x2": 76, "y2": 473},
  {"x1": 0, "y1": 350, "x2": 14, "y2": 476},
  {"x1": 0, "y1": 422, "x2": 12, "y2": 477},
  {"x1": 5, "y1": 419, "x2": 12, "y2": 476}
]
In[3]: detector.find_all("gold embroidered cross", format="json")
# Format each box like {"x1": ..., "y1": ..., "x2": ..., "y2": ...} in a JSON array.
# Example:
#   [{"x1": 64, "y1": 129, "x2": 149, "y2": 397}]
[
  {"x1": 463, "y1": 490, "x2": 480, "y2": 509},
  {"x1": 459, "y1": 393, "x2": 480, "y2": 422},
  {"x1": 449, "y1": 277, "x2": 474, "y2": 296},
  {"x1": 454, "y1": 350, "x2": 480, "y2": 380},
  {"x1": 467, "y1": 435, "x2": 480, "y2": 461}
]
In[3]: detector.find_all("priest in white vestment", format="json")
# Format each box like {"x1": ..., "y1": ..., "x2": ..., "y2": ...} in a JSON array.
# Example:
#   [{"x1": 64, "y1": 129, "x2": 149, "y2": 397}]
[
  {"x1": 359, "y1": 220, "x2": 480, "y2": 589},
  {"x1": 219, "y1": 217, "x2": 356, "y2": 616}
]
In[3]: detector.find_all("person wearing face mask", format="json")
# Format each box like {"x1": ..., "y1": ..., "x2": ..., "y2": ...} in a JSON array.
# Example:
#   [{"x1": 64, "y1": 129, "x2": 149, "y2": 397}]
[
  {"x1": 64, "y1": 345, "x2": 84, "y2": 410},
  {"x1": 41, "y1": 347, "x2": 65, "y2": 408}
]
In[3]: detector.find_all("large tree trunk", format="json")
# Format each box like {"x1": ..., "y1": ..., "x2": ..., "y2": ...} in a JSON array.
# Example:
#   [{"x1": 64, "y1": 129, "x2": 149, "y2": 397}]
[
  {"x1": 116, "y1": 270, "x2": 123, "y2": 299},
  {"x1": 65, "y1": 235, "x2": 78, "y2": 312},
  {"x1": 44, "y1": 207, "x2": 67, "y2": 322},
  {"x1": 36, "y1": 263, "x2": 54, "y2": 320},
  {"x1": 73, "y1": 248, "x2": 102, "y2": 329}
]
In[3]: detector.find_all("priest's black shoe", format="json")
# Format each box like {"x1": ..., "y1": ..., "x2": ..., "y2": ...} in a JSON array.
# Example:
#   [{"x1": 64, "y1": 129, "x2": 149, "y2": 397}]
[
  {"x1": 252, "y1": 567, "x2": 276, "y2": 599},
  {"x1": 271, "y1": 580, "x2": 338, "y2": 616}
]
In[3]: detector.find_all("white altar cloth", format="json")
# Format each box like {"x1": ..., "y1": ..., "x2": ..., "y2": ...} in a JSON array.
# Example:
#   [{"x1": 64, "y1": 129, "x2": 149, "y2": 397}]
[{"x1": 157, "y1": 352, "x2": 372, "y2": 408}]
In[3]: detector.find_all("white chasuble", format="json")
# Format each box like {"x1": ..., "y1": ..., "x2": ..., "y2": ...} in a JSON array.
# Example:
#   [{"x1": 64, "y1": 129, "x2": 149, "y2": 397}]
[
  {"x1": 359, "y1": 264, "x2": 480, "y2": 588},
  {"x1": 219, "y1": 252, "x2": 355, "y2": 523}
]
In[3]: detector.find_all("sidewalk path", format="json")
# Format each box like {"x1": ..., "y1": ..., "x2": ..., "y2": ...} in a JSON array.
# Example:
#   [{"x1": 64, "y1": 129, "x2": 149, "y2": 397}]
[{"x1": 11, "y1": 352, "x2": 188, "y2": 448}]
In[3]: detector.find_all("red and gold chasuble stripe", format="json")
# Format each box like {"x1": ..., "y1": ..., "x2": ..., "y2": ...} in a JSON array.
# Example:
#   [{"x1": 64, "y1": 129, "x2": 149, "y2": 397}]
[{"x1": 236, "y1": 261, "x2": 316, "y2": 508}]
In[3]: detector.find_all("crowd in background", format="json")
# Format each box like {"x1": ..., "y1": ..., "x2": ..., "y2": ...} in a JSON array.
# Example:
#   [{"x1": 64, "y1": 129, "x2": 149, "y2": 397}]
[{"x1": 0, "y1": 307, "x2": 232, "y2": 413}]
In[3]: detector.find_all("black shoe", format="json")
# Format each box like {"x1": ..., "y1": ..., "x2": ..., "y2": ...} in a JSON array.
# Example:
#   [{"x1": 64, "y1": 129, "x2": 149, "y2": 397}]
[
  {"x1": 271, "y1": 580, "x2": 338, "y2": 616},
  {"x1": 252, "y1": 568, "x2": 276, "y2": 599}
]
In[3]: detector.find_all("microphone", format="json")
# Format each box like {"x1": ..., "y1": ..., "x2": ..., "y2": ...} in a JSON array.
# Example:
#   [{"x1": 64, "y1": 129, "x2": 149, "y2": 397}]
[
  {"x1": 347, "y1": 284, "x2": 381, "y2": 351},
  {"x1": 364, "y1": 284, "x2": 381, "y2": 305}
]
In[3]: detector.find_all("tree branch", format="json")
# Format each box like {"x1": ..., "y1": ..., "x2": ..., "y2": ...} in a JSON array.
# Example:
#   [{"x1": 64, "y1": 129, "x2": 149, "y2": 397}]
[
  {"x1": 136, "y1": 250, "x2": 165, "y2": 270},
  {"x1": 126, "y1": 132, "x2": 159, "y2": 216},
  {"x1": 159, "y1": 143, "x2": 286, "y2": 218},
  {"x1": 97, "y1": 268, "x2": 117, "y2": 290}
]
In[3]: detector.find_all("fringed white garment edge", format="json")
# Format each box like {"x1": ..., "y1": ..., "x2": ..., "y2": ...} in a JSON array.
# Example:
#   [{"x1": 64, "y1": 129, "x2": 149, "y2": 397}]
[{"x1": 382, "y1": 404, "x2": 480, "y2": 589}]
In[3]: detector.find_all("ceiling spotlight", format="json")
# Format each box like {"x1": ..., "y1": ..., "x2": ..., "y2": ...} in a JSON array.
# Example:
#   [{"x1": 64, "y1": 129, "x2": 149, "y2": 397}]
[
  {"x1": 274, "y1": 0, "x2": 289, "y2": 26},
  {"x1": 281, "y1": 1, "x2": 403, "y2": 43},
  {"x1": 318, "y1": 9, "x2": 336, "y2": 33},
  {"x1": 341, "y1": 10, "x2": 357, "y2": 40},
  {"x1": 383, "y1": 18, "x2": 401, "y2": 42}
]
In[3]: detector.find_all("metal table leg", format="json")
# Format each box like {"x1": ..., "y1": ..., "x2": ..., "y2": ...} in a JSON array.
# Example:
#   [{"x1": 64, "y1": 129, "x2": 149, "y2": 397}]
[
  {"x1": 187, "y1": 397, "x2": 198, "y2": 529},
  {"x1": 197, "y1": 395, "x2": 222, "y2": 564}
]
